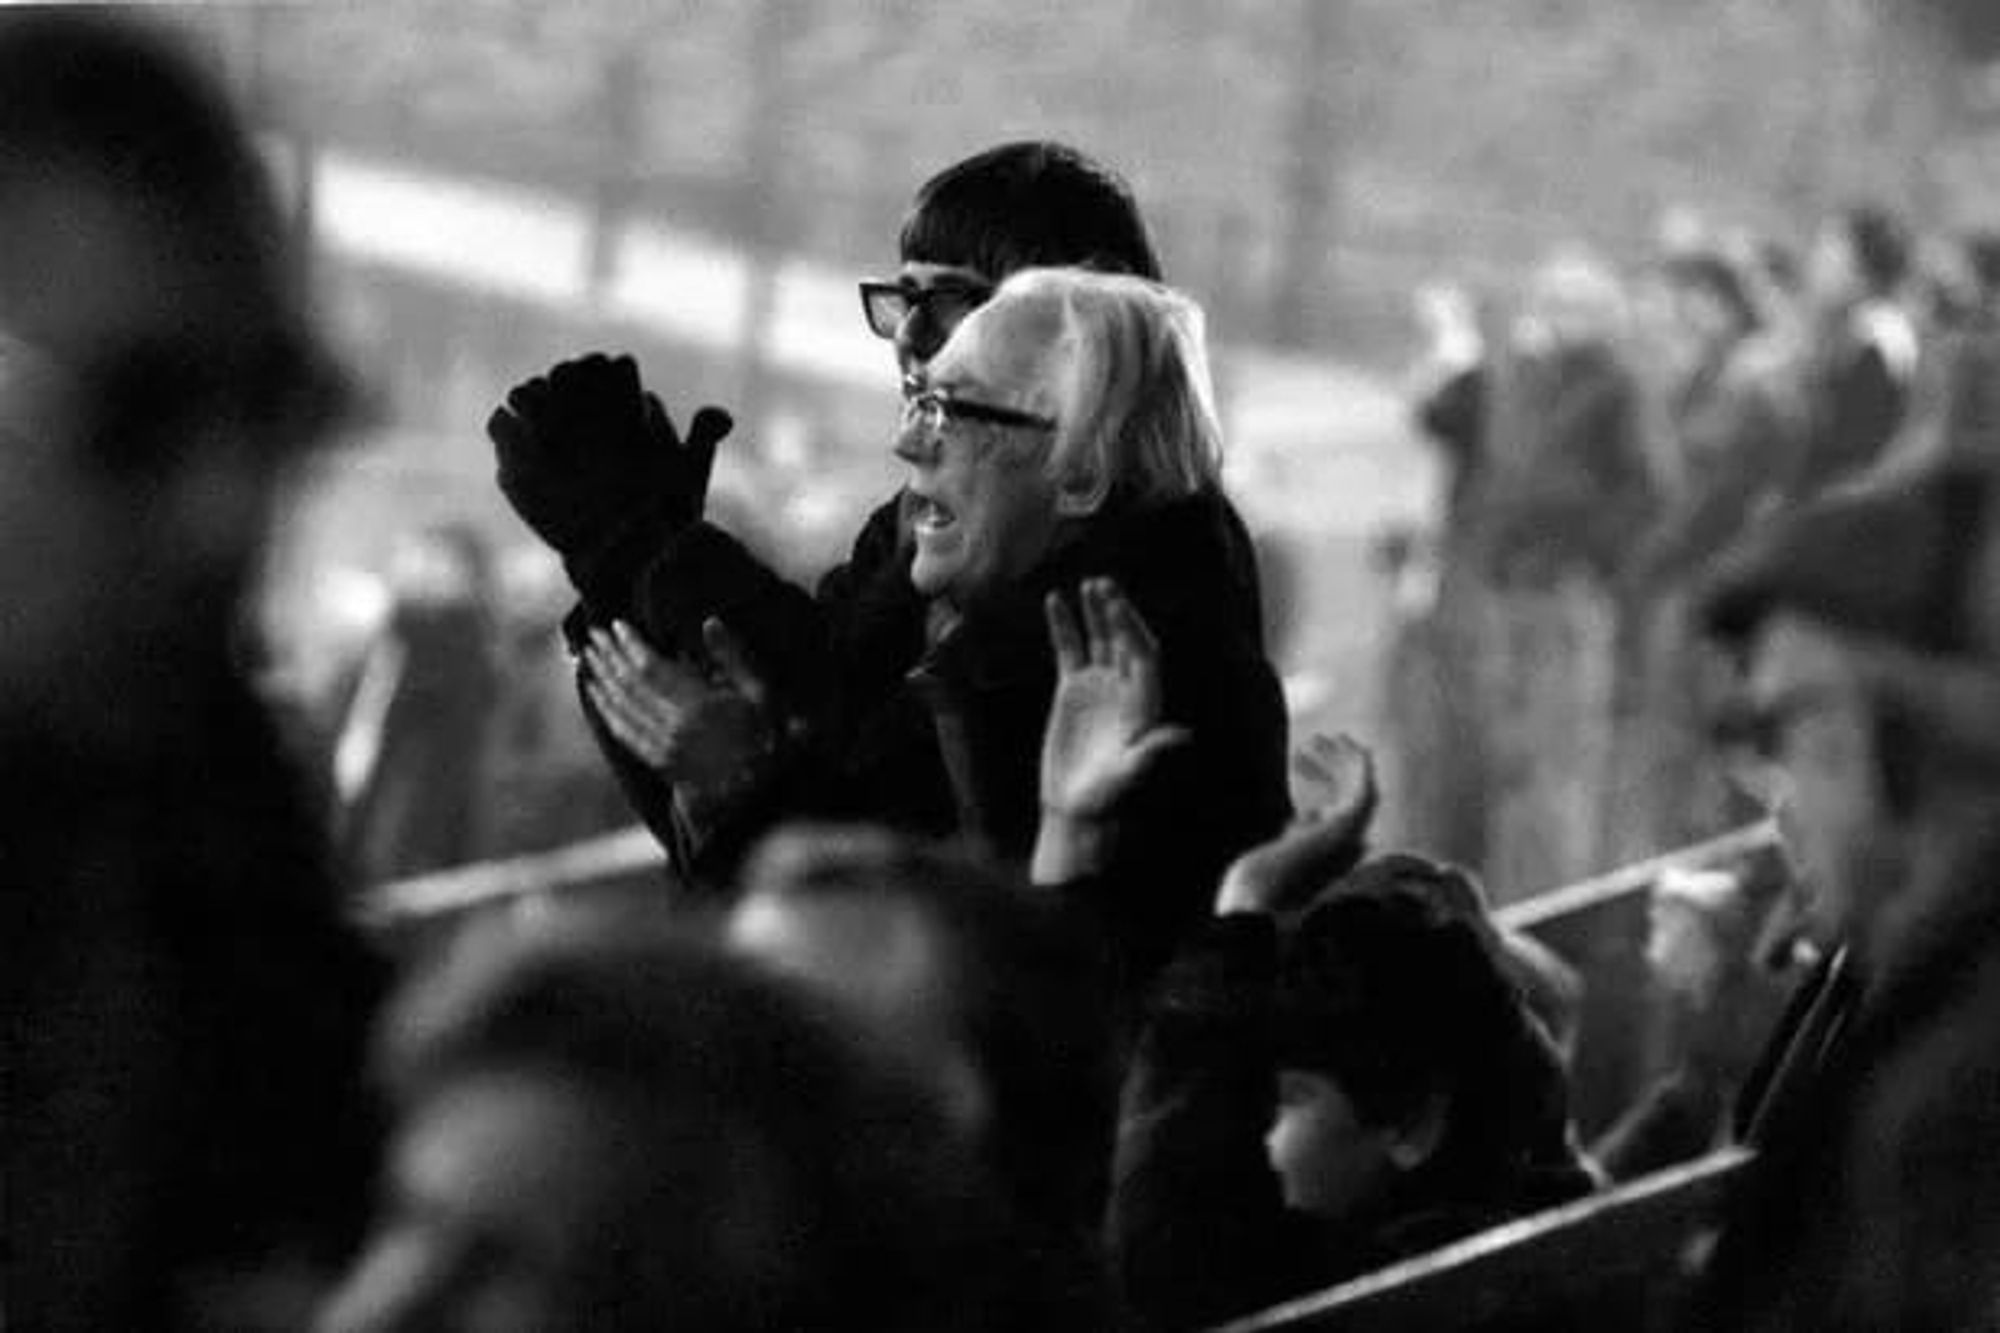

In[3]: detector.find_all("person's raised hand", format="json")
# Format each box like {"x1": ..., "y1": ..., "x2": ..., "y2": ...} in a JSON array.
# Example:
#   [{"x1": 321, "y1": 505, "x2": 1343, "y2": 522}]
[
  {"x1": 583, "y1": 617, "x2": 775, "y2": 811},
  {"x1": 1032, "y1": 579, "x2": 1189, "y2": 886},
  {"x1": 1291, "y1": 731, "x2": 1379, "y2": 834},
  {"x1": 1215, "y1": 732, "x2": 1379, "y2": 917},
  {"x1": 1038, "y1": 578, "x2": 1190, "y2": 824},
  {"x1": 488, "y1": 352, "x2": 732, "y2": 569}
]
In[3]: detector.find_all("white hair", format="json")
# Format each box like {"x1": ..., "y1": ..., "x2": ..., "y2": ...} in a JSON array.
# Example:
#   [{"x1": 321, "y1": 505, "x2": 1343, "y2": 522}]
[{"x1": 976, "y1": 267, "x2": 1224, "y2": 515}]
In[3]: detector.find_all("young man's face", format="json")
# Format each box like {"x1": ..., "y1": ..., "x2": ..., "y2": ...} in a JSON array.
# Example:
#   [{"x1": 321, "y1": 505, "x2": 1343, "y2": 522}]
[
  {"x1": 1265, "y1": 1068, "x2": 1401, "y2": 1222},
  {"x1": 1733, "y1": 613, "x2": 1903, "y2": 954},
  {"x1": 890, "y1": 261, "x2": 998, "y2": 381}
]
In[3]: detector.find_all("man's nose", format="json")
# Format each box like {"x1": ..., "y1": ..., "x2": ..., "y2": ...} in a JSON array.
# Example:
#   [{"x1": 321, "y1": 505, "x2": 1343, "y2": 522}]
[
  {"x1": 893, "y1": 306, "x2": 949, "y2": 367},
  {"x1": 892, "y1": 416, "x2": 932, "y2": 466}
]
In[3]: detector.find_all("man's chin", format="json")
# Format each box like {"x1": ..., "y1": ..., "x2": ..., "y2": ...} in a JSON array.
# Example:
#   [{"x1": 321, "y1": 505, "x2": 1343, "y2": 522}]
[{"x1": 908, "y1": 558, "x2": 947, "y2": 599}]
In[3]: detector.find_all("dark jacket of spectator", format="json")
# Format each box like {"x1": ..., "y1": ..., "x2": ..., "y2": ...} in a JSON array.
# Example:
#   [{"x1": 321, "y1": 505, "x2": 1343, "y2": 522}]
[
  {"x1": 1414, "y1": 361, "x2": 1490, "y2": 538},
  {"x1": 10, "y1": 665, "x2": 386, "y2": 1329},
  {"x1": 1108, "y1": 908, "x2": 1596, "y2": 1331},
  {"x1": 1788, "y1": 303, "x2": 1916, "y2": 498},
  {"x1": 586, "y1": 483, "x2": 1291, "y2": 976},
  {"x1": 1697, "y1": 822, "x2": 2000, "y2": 1331},
  {"x1": 1640, "y1": 344, "x2": 1805, "y2": 587},
  {"x1": 1479, "y1": 340, "x2": 1659, "y2": 588}
]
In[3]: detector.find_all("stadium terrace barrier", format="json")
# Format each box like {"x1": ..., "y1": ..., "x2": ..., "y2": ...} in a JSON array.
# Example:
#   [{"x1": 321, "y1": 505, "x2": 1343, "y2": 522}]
[
  {"x1": 1211, "y1": 1147, "x2": 1752, "y2": 1333},
  {"x1": 1495, "y1": 820, "x2": 1780, "y2": 934},
  {"x1": 359, "y1": 823, "x2": 665, "y2": 929},
  {"x1": 363, "y1": 818, "x2": 1780, "y2": 931},
  {"x1": 362, "y1": 817, "x2": 1786, "y2": 1130}
]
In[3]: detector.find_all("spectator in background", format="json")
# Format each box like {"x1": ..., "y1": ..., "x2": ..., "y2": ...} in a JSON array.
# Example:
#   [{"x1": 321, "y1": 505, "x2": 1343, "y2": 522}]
[
  {"x1": 341, "y1": 521, "x2": 502, "y2": 881},
  {"x1": 1479, "y1": 250, "x2": 1659, "y2": 591},
  {"x1": 582, "y1": 263, "x2": 1290, "y2": 988},
  {"x1": 1408, "y1": 279, "x2": 1491, "y2": 541},
  {"x1": 1789, "y1": 203, "x2": 1918, "y2": 498},
  {"x1": 492, "y1": 143, "x2": 1286, "y2": 937},
  {"x1": 1901, "y1": 231, "x2": 2000, "y2": 475},
  {"x1": 2, "y1": 11, "x2": 384, "y2": 1328},
  {"x1": 317, "y1": 918, "x2": 1031, "y2": 1333},
  {"x1": 1966, "y1": 229, "x2": 2000, "y2": 324},
  {"x1": 1693, "y1": 441, "x2": 2000, "y2": 1329},
  {"x1": 1637, "y1": 250, "x2": 1804, "y2": 587}
]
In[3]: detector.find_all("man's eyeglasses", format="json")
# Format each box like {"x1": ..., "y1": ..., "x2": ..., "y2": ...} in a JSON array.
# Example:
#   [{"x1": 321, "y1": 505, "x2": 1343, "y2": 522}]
[
  {"x1": 901, "y1": 388, "x2": 1056, "y2": 438},
  {"x1": 859, "y1": 278, "x2": 993, "y2": 341}
]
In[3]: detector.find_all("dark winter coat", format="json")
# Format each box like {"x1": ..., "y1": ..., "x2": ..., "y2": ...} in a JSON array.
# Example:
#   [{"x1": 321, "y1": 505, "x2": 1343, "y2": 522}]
[
  {"x1": 1477, "y1": 340, "x2": 1659, "y2": 588},
  {"x1": 578, "y1": 485, "x2": 1292, "y2": 980},
  {"x1": 1697, "y1": 823, "x2": 2000, "y2": 1332},
  {"x1": 9, "y1": 663, "x2": 386, "y2": 1331},
  {"x1": 1639, "y1": 341, "x2": 1805, "y2": 588},
  {"x1": 1108, "y1": 913, "x2": 1598, "y2": 1332}
]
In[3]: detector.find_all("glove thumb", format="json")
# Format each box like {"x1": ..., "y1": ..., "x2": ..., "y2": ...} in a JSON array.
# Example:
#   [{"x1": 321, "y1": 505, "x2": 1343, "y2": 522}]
[
  {"x1": 685, "y1": 405, "x2": 733, "y2": 494},
  {"x1": 647, "y1": 395, "x2": 729, "y2": 519}
]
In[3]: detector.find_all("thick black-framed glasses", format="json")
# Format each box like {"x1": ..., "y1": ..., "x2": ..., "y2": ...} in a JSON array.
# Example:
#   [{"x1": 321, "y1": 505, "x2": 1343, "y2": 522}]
[
  {"x1": 901, "y1": 388, "x2": 1056, "y2": 438},
  {"x1": 859, "y1": 277, "x2": 994, "y2": 340}
]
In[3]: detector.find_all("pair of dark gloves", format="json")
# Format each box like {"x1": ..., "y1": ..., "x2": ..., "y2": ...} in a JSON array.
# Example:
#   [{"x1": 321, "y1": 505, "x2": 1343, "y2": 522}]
[{"x1": 487, "y1": 352, "x2": 734, "y2": 632}]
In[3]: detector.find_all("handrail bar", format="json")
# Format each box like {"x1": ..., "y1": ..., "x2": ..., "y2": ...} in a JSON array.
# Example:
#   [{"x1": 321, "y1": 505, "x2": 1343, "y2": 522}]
[
  {"x1": 360, "y1": 824, "x2": 664, "y2": 928},
  {"x1": 1211, "y1": 1146, "x2": 1752, "y2": 1332},
  {"x1": 360, "y1": 817, "x2": 1780, "y2": 934},
  {"x1": 1495, "y1": 820, "x2": 1779, "y2": 933}
]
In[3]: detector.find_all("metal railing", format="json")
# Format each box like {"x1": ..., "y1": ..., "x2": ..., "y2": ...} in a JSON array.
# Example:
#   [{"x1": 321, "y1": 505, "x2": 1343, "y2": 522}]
[{"x1": 360, "y1": 823, "x2": 664, "y2": 930}]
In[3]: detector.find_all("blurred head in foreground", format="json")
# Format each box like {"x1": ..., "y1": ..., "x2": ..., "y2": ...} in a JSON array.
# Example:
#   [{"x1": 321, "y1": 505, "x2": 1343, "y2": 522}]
[
  {"x1": 729, "y1": 824, "x2": 1116, "y2": 1251},
  {"x1": 320, "y1": 915, "x2": 1017, "y2": 1333},
  {"x1": 0, "y1": 6, "x2": 351, "y2": 735}
]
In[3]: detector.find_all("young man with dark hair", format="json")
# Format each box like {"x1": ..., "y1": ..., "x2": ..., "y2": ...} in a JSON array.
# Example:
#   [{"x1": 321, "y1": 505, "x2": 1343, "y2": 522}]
[{"x1": 2, "y1": 10, "x2": 383, "y2": 1329}]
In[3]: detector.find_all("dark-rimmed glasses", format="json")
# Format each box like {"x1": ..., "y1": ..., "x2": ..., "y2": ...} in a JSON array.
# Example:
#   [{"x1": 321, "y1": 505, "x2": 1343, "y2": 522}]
[
  {"x1": 901, "y1": 388, "x2": 1056, "y2": 438},
  {"x1": 859, "y1": 277, "x2": 994, "y2": 341}
]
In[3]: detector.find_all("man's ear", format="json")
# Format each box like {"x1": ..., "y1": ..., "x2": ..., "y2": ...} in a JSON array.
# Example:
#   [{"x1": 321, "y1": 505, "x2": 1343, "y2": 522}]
[{"x1": 1386, "y1": 1090, "x2": 1450, "y2": 1171}]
